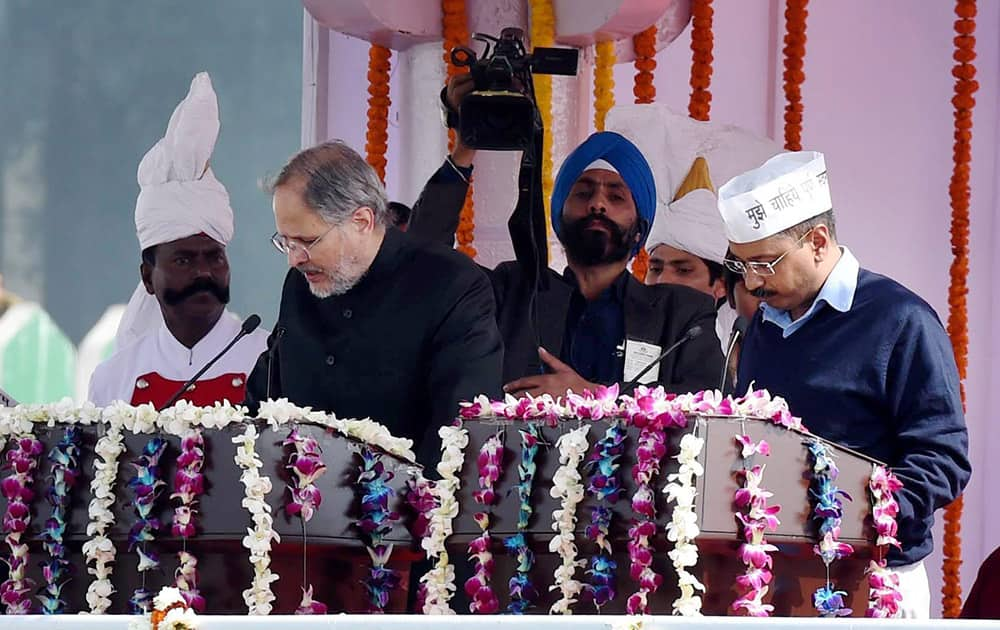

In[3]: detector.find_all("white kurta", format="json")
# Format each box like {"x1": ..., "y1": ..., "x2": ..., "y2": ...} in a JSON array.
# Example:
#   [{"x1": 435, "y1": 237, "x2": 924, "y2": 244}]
[
  {"x1": 88, "y1": 310, "x2": 269, "y2": 408},
  {"x1": 715, "y1": 302, "x2": 739, "y2": 355}
]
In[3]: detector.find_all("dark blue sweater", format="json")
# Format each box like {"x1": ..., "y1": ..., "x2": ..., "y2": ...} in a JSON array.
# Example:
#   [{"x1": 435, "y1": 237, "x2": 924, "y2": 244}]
[{"x1": 738, "y1": 269, "x2": 971, "y2": 566}]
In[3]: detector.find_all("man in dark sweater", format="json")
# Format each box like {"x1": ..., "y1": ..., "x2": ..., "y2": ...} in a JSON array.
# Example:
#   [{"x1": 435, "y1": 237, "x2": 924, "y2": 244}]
[
  {"x1": 244, "y1": 141, "x2": 503, "y2": 467},
  {"x1": 719, "y1": 151, "x2": 971, "y2": 618},
  {"x1": 410, "y1": 121, "x2": 721, "y2": 397}
]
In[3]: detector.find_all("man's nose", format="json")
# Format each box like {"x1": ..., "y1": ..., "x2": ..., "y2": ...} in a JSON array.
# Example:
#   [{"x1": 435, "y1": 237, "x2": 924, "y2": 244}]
[
  {"x1": 743, "y1": 271, "x2": 764, "y2": 291},
  {"x1": 287, "y1": 247, "x2": 308, "y2": 268}
]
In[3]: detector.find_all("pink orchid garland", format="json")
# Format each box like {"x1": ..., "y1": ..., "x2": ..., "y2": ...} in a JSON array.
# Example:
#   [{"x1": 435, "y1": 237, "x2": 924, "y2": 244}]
[
  {"x1": 283, "y1": 427, "x2": 328, "y2": 615},
  {"x1": 866, "y1": 465, "x2": 903, "y2": 618},
  {"x1": 732, "y1": 434, "x2": 780, "y2": 617},
  {"x1": 465, "y1": 432, "x2": 503, "y2": 614},
  {"x1": 625, "y1": 423, "x2": 667, "y2": 614},
  {"x1": 170, "y1": 430, "x2": 206, "y2": 612},
  {"x1": 1, "y1": 435, "x2": 44, "y2": 614}
]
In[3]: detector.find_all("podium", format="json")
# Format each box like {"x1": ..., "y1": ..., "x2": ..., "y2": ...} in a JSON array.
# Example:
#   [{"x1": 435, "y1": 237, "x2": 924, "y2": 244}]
[
  {"x1": 0, "y1": 421, "x2": 421, "y2": 614},
  {"x1": 449, "y1": 414, "x2": 878, "y2": 616}
]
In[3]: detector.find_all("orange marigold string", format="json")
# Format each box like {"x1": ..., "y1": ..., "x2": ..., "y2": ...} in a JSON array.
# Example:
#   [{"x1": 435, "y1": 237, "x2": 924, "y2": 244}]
[
  {"x1": 594, "y1": 40, "x2": 616, "y2": 132},
  {"x1": 529, "y1": 0, "x2": 556, "y2": 252},
  {"x1": 782, "y1": 0, "x2": 808, "y2": 150},
  {"x1": 365, "y1": 44, "x2": 392, "y2": 184},
  {"x1": 442, "y1": 0, "x2": 476, "y2": 258},
  {"x1": 631, "y1": 25, "x2": 658, "y2": 281},
  {"x1": 688, "y1": 0, "x2": 713, "y2": 122},
  {"x1": 942, "y1": 0, "x2": 977, "y2": 617}
]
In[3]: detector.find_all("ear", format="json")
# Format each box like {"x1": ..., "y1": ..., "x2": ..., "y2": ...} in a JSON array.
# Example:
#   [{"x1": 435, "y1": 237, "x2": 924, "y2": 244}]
[
  {"x1": 810, "y1": 224, "x2": 833, "y2": 261},
  {"x1": 140, "y1": 263, "x2": 154, "y2": 295},
  {"x1": 350, "y1": 206, "x2": 377, "y2": 233},
  {"x1": 710, "y1": 277, "x2": 727, "y2": 301}
]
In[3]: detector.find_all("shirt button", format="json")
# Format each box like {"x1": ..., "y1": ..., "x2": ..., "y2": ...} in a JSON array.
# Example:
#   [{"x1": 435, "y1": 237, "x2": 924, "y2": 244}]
[
  {"x1": 325, "y1": 355, "x2": 336, "y2": 366},
  {"x1": 343, "y1": 308, "x2": 353, "y2": 319}
]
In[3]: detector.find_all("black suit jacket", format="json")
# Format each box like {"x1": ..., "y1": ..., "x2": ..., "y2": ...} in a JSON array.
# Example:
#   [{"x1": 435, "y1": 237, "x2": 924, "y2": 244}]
[
  {"x1": 245, "y1": 228, "x2": 504, "y2": 466},
  {"x1": 409, "y1": 162, "x2": 723, "y2": 391}
]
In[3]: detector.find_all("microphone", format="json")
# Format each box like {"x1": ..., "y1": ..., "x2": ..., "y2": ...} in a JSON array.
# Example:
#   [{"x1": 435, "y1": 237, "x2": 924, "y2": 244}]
[
  {"x1": 719, "y1": 316, "x2": 749, "y2": 394},
  {"x1": 158, "y1": 314, "x2": 262, "y2": 411},
  {"x1": 265, "y1": 326, "x2": 286, "y2": 400},
  {"x1": 621, "y1": 325, "x2": 703, "y2": 395}
]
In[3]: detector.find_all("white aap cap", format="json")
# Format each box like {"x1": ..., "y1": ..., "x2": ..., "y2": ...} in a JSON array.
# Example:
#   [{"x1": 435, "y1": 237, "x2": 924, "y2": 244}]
[{"x1": 717, "y1": 151, "x2": 832, "y2": 244}]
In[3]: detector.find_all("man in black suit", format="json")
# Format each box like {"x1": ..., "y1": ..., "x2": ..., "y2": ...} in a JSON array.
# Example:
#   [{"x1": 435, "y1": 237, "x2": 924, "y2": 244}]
[
  {"x1": 245, "y1": 141, "x2": 503, "y2": 465},
  {"x1": 409, "y1": 83, "x2": 722, "y2": 395}
]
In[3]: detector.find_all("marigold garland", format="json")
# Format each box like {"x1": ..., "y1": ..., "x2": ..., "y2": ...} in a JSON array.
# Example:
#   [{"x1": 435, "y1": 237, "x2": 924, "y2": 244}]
[
  {"x1": 688, "y1": 0, "x2": 714, "y2": 122},
  {"x1": 365, "y1": 44, "x2": 392, "y2": 184},
  {"x1": 942, "y1": 0, "x2": 977, "y2": 617},
  {"x1": 442, "y1": 0, "x2": 477, "y2": 259},
  {"x1": 594, "y1": 41, "x2": 616, "y2": 132},
  {"x1": 630, "y1": 25, "x2": 657, "y2": 282},
  {"x1": 530, "y1": 0, "x2": 556, "y2": 253},
  {"x1": 782, "y1": 0, "x2": 808, "y2": 150}
]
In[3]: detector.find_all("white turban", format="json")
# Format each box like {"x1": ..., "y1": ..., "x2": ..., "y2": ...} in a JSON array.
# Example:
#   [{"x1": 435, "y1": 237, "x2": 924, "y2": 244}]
[
  {"x1": 116, "y1": 72, "x2": 235, "y2": 349},
  {"x1": 647, "y1": 188, "x2": 728, "y2": 264}
]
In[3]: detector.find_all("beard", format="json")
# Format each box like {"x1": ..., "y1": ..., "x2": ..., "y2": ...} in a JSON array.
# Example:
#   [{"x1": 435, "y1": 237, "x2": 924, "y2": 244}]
[
  {"x1": 560, "y1": 214, "x2": 641, "y2": 266},
  {"x1": 299, "y1": 257, "x2": 367, "y2": 299}
]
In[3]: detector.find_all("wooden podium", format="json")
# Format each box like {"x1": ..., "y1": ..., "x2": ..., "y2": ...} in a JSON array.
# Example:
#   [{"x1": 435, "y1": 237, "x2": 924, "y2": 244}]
[
  {"x1": 449, "y1": 415, "x2": 878, "y2": 616},
  {"x1": 2, "y1": 422, "x2": 420, "y2": 614}
]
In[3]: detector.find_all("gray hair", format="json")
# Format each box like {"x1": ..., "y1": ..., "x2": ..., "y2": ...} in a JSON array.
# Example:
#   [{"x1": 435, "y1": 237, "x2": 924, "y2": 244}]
[{"x1": 268, "y1": 140, "x2": 389, "y2": 226}]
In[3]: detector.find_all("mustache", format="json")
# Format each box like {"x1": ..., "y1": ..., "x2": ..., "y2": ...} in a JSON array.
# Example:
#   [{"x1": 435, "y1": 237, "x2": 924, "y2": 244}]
[
  {"x1": 163, "y1": 277, "x2": 230, "y2": 305},
  {"x1": 750, "y1": 287, "x2": 775, "y2": 299}
]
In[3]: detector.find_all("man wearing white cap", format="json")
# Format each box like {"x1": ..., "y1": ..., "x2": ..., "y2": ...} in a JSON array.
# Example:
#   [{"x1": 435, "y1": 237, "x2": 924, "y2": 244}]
[
  {"x1": 89, "y1": 73, "x2": 269, "y2": 409},
  {"x1": 719, "y1": 151, "x2": 970, "y2": 618}
]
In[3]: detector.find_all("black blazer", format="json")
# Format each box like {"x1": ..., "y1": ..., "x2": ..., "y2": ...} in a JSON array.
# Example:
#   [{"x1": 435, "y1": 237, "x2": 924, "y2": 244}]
[{"x1": 409, "y1": 162, "x2": 723, "y2": 391}]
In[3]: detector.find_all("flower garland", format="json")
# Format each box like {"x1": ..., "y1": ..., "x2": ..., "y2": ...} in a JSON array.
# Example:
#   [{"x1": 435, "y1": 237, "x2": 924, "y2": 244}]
[
  {"x1": 529, "y1": 0, "x2": 556, "y2": 249},
  {"x1": 465, "y1": 432, "x2": 502, "y2": 613},
  {"x1": 284, "y1": 427, "x2": 328, "y2": 614},
  {"x1": 664, "y1": 432, "x2": 706, "y2": 616},
  {"x1": 442, "y1": 0, "x2": 477, "y2": 258},
  {"x1": 625, "y1": 424, "x2": 666, "y2": 615},
  {"x1": 1, "y1": 435, "x2": 43, "y2": 614},
  {"x1": 365, "y1": 44, "x2": 391, "y2": 184},
  {"x1": 584, "y1": 421, "x2": 627, "y2": 610},
  {"x1": 628, "y1": 24, "x2": 655, "y2": 279},
  {"x1": 419, "y1": 424, "x2": 469, "y2": 614},
  {"x1": 782, "y1": 0, "x2": 808, "y2": 150},
  {"x1": 805, "y1": 439, "x2": 853, "y2": 617},
  {"x1": 38, "y1": 426, "x2": 82, "y2": 614},
  {"x1": 128, "y1": 436, "x2": 168, "y2": 614},
  {"x1": 943, "y1": 0, "x2": 977, "y2": 616},
  {"x1": 233, "y1": 424, "x2": 279, "y2": 615},
  {"x1": 594, "y1": 40, "x2": 616, "y2": 132},
  {"x1": 548, "y1": 425, "x2": 590, "y2": 614},
  {"x1": 732, "y1": 434, "x2": 779, "y2": 617},
  {"x1": 688, "y1": 0, "x2": 714, "y2": 121},
  {"x1": 170, "y1": 430, "x2": 205, "y2": 612},
  {"x1": 505, "y1": 423, "x2": 541, "y2": 613},
  {"x1": 404, "y1": 474, "x2": 435, "y2": 540},
  {"x1": 355, "y1": 446, "x2": 400, "y2": 613},
  {"x1": 84, "y1": 407, "x2": 127, "y2": 613},
  {"x1": 866, "y1": 465, "x2": 903, "y2": 618}
]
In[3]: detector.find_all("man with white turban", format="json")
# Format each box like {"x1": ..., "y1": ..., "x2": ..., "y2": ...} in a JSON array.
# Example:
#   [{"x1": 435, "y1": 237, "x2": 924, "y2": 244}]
[{"x1": 89, "y1": 72, "x2": 268, "y2": 408}]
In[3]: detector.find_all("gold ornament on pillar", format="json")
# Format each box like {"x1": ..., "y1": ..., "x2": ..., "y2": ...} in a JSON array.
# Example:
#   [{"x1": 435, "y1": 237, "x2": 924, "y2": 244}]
[
  {"x1": 442, "y1": 0, "x2": 477, "y2": 258},
  {"x1": 365, "y1": 44, "x2": 392, "y2": 183},
  {"x1": 942, "y1": 0, "x2": 977, "y2": 617},
  {"x1": 529, "y1": 0, "x2": 556, "y2": 249}
]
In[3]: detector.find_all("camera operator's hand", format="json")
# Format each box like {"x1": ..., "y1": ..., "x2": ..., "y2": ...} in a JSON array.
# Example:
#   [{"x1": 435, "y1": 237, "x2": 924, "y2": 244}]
[
  {"x1": 446, "y1": 74, "x2": 477, "y2": 168},
  {"x1": 502, "y1": 347, "x2": 598, "y2": 398}
]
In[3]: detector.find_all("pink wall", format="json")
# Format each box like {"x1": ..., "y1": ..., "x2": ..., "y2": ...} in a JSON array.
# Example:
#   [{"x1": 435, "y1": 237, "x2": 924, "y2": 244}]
[{"x1": 610, "y1": 0, "x2": 1000, "y2": 611}]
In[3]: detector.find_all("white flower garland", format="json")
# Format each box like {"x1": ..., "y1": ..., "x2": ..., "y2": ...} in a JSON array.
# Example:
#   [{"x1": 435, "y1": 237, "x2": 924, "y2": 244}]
[
  {"x1": 419, "y1": 424, "x2": 469, "y2": 614},
  {"x1": 663, "y1": 432, "x2": 706, "y2": 616},
  {"x1": 232, "y1": 424, "x2": 280, "y2": 615},
  {"x1": 548, "y1": 425, "x2": 590, "y2": 614}
]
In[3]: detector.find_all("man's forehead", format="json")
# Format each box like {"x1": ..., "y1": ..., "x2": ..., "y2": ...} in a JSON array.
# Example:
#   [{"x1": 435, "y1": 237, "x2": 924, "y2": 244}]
[
  {"x1": 574, "y1": 169, "x2": 627, "y2": 188},
  {"x1": 649, "y1": 244, "x2": 702, "y2": 265},
  {"x1": 161, "y1": 233, "x2": 225, "y2": 251},
  {"x1": 729, "y1": 235, "x2": 793, "y2": 260}
]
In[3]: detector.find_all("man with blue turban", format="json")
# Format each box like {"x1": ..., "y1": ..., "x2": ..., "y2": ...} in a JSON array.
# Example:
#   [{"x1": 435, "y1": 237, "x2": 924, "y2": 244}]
[{"x1": 410, "y1": 111, "x2": 722, "y2": 397}]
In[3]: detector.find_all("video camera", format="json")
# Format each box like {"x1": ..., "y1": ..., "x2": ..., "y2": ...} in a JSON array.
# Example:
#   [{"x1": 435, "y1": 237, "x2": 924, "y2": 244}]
[{"x1": 451, "y1": 27, "x2": 578, "y2": 151}]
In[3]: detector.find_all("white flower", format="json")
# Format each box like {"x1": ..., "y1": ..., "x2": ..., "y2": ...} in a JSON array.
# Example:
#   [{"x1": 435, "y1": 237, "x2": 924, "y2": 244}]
[
  {"x1": 548, "y1": 425, "x2": 589, "y2": 615},
  {"x1": 153, "y1": 586, "x2": 186, "y2": 611},
  {"x1": 160, "y1": 606, "x2": 199, "y2": 629},
  {"x1": 257, "y1": 398, "x2": 307, "y2": 427}
]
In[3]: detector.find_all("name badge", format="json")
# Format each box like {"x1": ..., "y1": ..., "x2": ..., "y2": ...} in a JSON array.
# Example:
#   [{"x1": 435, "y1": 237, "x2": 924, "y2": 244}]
[{"x1": 623, "y1": 339, "x2": 661, "y2": 384}]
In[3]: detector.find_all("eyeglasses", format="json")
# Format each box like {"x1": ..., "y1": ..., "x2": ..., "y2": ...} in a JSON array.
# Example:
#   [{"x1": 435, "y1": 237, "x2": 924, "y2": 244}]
[
  {"x1": 723, "y1": 229, "x2": 814, "y2": 277},
  {"x1": 270, "y1": 224, "x2": 336, "y2": 261}
]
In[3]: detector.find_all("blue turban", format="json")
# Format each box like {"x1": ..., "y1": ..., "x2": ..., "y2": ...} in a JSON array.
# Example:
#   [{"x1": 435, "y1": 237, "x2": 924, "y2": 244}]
[{"x1": 550, "y1": 131, "x2": 656, "y2": 255}]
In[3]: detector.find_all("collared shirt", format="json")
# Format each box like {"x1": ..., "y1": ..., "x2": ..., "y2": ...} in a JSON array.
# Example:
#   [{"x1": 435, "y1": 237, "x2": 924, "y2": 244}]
[
  {"x1": 562, "y1": 269, "x2": 628, "y2": 384},
  {"x1": 761, "y1": 247, "x2": 859, "y2": 338}
]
